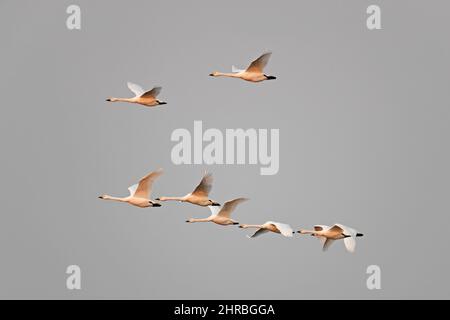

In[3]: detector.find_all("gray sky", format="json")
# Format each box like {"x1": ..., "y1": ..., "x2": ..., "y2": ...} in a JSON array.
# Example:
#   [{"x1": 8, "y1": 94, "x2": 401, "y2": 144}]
[{"x1": 0, "y1": 0, "x2": 449, "y2": 299}]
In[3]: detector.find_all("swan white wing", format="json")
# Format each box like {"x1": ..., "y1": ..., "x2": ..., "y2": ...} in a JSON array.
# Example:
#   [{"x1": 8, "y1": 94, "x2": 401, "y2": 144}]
[
  {"x1": 334, "y1": 224, "x2": 357, "y2": 237},
  {"x1": 141, "y1": 86, "x2": 162, "y2": 98},
  {"x1": 208, "y1": 205, "x2": 221, "y2": 217},
  {"x1": 334, "y1": 224, "x2": 358, "y2": 253},
  {"x1": 247, "y1": 228, "x2": 270, "y2": 238},
  {"x1": 127, "y1": 82, "x2": 145, "y2": 97},
  {"x1": 267, "y1": 221, "x2": 293, "y2": 237},
  {"x1": 317, "y1": 236, "x2": 327, "y2": 246},
  {"x1": 314, "y1": 225, "x2": 330, "y2": 232},
  {"x1": 322, "y1": 238, "x2": 335, "y2": 251},
  {"x1": 128, "y1": 184, "x2": 138, "y2": 196},
  {"x1": 344, "y1": 236, "x2": 356, "y2": 253},
  {"x1": 232, "y1": 65, "x2": 245, "y2": 73}
]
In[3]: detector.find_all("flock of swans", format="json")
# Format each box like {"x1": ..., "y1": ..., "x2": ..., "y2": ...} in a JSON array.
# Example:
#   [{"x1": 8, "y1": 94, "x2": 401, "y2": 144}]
[{"x1": 100, "y1": 52, "x2": 364, "y2": 253}]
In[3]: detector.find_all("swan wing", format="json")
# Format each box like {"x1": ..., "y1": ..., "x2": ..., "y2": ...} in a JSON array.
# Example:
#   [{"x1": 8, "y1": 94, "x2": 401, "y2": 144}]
[
  {"x1": 247, "y1": 228, "x2": 270, "y2": 238},
  {"x1": 141, "y1": 86, "x2": 162, "y2": 98},
  {"x1": 327, "y1": 224, "x2": 345, "y2": 237},
  {"x1": 344, "y1": 236, "x2": 357, "y2": 253},
  {"x1": 192, "y1": 172, "x2": 213, "y2": 197},
  {"x1": 268, "y1": 221, "x2": 293, "y2": 237},
  {"x1": 322, "y1": 238, "x2": 335, "y2": 251},
  {"x1": 314, "y1": 225, "x2": 330, "y2": 232},
  {"x1": 217, "y1": 197, "x2": 249, "y2": 218},
  {"x1": 128, "y1": 184, "x2": 138, "y2": 196},
  {"x1": 127, "y1": 82, "x2": 145, "y2": 97},
  {"x1": 334, "y1": 224, "x2": 357, "y2": 237},
  {"x1": 232, "y1": 65, "x2": 245, "y2": 73},
  {"x1": 334, "y1": 224, "x2": 358, "y2": 253},
  {"x1": 208, "y1": 205, "x2": 221, "y2": 217},
  {"x1": 245, "y1": 52, "x2": 272, "y2": 73},
  {"x1": 134, "y1": 169, "x2": 163, "y2": 199}
]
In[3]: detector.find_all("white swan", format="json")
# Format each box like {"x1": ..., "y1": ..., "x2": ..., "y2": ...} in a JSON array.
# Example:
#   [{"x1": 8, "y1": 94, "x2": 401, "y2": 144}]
[
  {"x1": 106, "y1": 82, "x2": 167, "y2": 107},
  {"x1": 240, "y1": 221, "x2": 294, "y2": 238},
  {"x1": 98, "y1": 169, "x2": 163, "y2": 208},
  {"x1": 185, "y1": 198, "x2": 249, "y2": 226},
  {"x1": 209, "y1": 52, "x2": 276, "y2": 82},
  {"x1": 298, "y1": 224, "x2": 364, "y2": 253}
]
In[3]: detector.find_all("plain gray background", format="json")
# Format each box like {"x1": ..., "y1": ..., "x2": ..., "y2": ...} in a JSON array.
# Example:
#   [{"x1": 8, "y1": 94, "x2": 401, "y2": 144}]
[{"x1": 1, "y1": 0, "x2": 449, "y2": 299}]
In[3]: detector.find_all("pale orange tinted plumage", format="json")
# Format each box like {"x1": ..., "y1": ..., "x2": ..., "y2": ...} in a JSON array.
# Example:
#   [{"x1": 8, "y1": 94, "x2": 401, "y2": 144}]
[
  {"x1": 98, "y1": 169, "x2": 163, "y2": 208},
  {"x1": 209, "y1": 52, "x2": 276, "y2": 82},
  {"x1": 239, "y1": 221, "x2": 294, "y2": 238},
  {"x1": 186, "y1": 198, "x2": 249, "y2": 226},
  {"x1": 298, "y1": 224, "x2": 364, "y2": 253},
  {"x1": 106, "y1": 82, "x2": 167, "y2": 107},
  {"x1": 155, "y1": 172, "x2": 220, "y2": 207}
]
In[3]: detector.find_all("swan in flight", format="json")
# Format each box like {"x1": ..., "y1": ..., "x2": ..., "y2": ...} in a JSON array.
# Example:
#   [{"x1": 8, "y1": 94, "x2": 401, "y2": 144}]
[
  {"x1": 98, "y1": 169, "x2": 163, "y2": 208},
  {"x1": 298, "y1": 224, "x2": 364, "y2": 253},
  {"x1": 186, "y1": 198, "x2": 248, "y2": 225},
  {"x1": 155, "y1": 172, "x2": 220, "y2": 207},
  {"x1": 239, "y1": 221, "x2": 294, "y2": 238},
  {"x1": 106, "y1": 82, "x2": 167, "y2": 107},
  {"x1": 209, "y1": 52, "x2": 276, "y2": 82}
]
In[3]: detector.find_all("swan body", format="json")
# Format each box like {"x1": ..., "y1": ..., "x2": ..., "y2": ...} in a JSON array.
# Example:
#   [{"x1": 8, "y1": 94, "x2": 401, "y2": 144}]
[
  {"x1": 209, "y1": 52, "x2": 276, "y2": 82},
  {"x1": 156, "y1": 172, "x2": 220, "y2": 207},
  {"x1": 298, "y1": 224, "x2": 364, "y2": 253},
  {"x1": 106, "y1": 82, "x2": 167, "y2": 107},
  {"x1": 240, "y1": 221, "x2": 294, "y2": 238},
  {"x1": 186, "y1": 198, "x2": 248, "y2": 226},
  {"x1": 98, "y1": 169, "x2": 163, "y2": 208}
]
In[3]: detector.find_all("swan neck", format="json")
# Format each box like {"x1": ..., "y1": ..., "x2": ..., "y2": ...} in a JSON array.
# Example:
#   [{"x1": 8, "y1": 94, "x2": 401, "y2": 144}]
[
  {"x1": 104, "y1": 195, "x2": 127, "y2": 202},
  {"x1": 160, "y1": 196, "x2": 185, "y2": 201},
  {"x1": 190, "y1": 218, "x2": 211, "y2": 223},
  {"x1": 217, "y1": 72, "x2": 240, "y2": 78},
  {"x1": 240, "y1": 224, "x2": 262, "y2": 229}
]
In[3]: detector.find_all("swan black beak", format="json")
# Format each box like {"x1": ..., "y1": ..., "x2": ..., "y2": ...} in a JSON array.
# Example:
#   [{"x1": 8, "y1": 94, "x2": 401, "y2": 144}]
[
  {"x1": 155, "y1": 198, "x2": 161, "y2": 201},
  {"x1": 266, "y1": 75, "x2": 277, "y2": 80},
  {"x1": 152, "y1": 203, "x2": 162, "y2": 207},
  {"x1": 158, "y1": 102, "x2": 167, "y2": 105},
  {"x1": 106, "y1": 98, "x2": 111, "y2": 101},
  {"x1": 356, "y1": 233, "x2": 364, "y2": 237},
  {"x1": 209, "y1": 73, "x2": 214, "y2": 76}
]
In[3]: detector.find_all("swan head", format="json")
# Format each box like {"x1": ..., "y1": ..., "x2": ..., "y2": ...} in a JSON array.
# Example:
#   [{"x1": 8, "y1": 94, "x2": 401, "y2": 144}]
[
  {"x1": 209, "y1": 200, "x2": 221, "y2": 206},
  {"x1": 151, "y1": 201, "x2": 162, "y2": 207},
  {"x1": 185, "y1": 218, "x2": 193, "y2": 223},
  {"x1": 265, "y1": 75, "x2": 277, "y2": 80},
  {"x1": 209, "y1": 71, "x2": 219, "y2": 77},
  {"x1": 98, "y1": 195, "x2": 109, "y2": 199}
]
